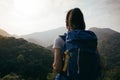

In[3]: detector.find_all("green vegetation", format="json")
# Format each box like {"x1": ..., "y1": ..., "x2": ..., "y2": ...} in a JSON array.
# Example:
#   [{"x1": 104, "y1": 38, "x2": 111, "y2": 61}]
[
  {"x1": 2, "y1": 73, "x2": 20, "y2": 80},
  {"x1": 0, "y1": 35, "x2": 53, "y2": 80},
  {"x1": 92, "y1": 28, "x2": 120, "y2": 80}
]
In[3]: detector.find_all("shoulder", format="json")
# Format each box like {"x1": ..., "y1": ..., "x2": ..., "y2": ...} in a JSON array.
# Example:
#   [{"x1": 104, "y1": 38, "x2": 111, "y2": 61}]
[
  {"x1": 53, "y1": 36, "x2": 65, "y2": 49},
  {"x1": 55, "y1": 36, "x2": 64, "y2": 43}
]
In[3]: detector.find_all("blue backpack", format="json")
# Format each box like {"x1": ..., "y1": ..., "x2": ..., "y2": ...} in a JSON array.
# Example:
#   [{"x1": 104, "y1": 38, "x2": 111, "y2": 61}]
[{"x1": 55, "y1": 30, "x2": 100, "y2": 80}]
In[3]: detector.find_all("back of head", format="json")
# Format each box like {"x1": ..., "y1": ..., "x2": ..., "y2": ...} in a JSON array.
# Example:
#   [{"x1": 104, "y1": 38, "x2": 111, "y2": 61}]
[
  {"x1": 66, "y1": 9, "x2": 73, "y2": 29},
  {"x1": 70, "y1": 8, "x2": 86, "y2": 30}
]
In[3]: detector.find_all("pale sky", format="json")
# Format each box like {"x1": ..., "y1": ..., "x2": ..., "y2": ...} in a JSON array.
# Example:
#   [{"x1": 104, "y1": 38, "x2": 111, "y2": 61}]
[{"x1": 0, "y1": 0, "x2": 120, "y2": 35}]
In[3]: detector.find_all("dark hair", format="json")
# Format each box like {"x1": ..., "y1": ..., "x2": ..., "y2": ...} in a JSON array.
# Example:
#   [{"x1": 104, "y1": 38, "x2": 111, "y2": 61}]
[
  {"x1": 66, "y1": 9, "x2": 73, "y2": 27},
  {"x1": 70, "y1": 8, "x2": 86, "y2": 30}
]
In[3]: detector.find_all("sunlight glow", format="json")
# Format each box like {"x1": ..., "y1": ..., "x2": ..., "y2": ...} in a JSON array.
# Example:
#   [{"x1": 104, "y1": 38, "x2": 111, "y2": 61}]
[{"x1": 14, "y1": 0, "x2": 45, "y2": 16}]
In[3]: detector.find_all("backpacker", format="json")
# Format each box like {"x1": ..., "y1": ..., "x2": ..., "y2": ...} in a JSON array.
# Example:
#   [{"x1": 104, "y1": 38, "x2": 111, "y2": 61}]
[{"x1": 59, "y1": 30, "x2": 100, "y2": 80}]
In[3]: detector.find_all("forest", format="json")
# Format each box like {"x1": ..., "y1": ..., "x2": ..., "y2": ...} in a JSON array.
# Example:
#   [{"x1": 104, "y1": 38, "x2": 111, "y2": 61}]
[{"x1": 0, "y1": 35, "x2": 53, "y2": 80}]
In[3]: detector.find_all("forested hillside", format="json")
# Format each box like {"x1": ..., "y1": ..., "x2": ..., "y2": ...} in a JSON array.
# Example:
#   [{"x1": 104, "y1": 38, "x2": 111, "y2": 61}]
[
  {"x1": 90, "y1": 28, "x2": 120, "y2": 80},
  {"x1": 0, "y1": 35, "x2": 53, "y2": 80}
]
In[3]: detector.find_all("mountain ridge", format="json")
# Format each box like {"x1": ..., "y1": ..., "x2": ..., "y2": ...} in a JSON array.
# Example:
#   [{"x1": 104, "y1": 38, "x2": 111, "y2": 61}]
[
  {"x1": 21, "y1": 27, "x2": 120, "y2": 47},
  {"x1": 0, "y1": 28, "x2": 11, "y2": 37},
  {"x1": 21, "y1": 27, "x2": 66, "y2": 47}
]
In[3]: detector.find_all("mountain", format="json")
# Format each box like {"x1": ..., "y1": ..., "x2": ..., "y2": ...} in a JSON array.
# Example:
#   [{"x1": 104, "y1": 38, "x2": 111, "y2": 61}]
[
  {"x1": 22, "y1": 27, "x2": 66, "y2": 47},
  {"x1": 89, "y1": 27, "x2": 120, "y2": 79},
  {"x1": 90, "y1": 28, "x2": 120, "y2": 66},
  {"x1": 0, "y1": 36, "x2": 53, "y2": 80},
  {"x1": 0, "y1": 28, "x2": 11, "y2": 37},
  {"x1": 89, "y1": 27, "x2": 117, "y2": 39}
]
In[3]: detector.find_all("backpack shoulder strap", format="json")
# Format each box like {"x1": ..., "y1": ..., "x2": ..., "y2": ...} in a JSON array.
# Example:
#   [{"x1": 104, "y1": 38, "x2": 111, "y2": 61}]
[
  {"x1": 60, "y1": 33, "x2": 70, "y2": 73},
  {"x1": 59, "y1": 33, "x2": 66, "y2": 42},
  {"x1": 59, "y1": 33, "x2": 67, "y2": 54}
]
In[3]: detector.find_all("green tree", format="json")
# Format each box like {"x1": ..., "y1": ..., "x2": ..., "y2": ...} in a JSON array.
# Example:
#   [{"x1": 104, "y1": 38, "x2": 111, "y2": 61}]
[
  {"x1": 17, "y1": 54, "x2": 25, "y2": 63},
  {"x1": 2, "y1": 73, "x2": 20, "y2": 80}
]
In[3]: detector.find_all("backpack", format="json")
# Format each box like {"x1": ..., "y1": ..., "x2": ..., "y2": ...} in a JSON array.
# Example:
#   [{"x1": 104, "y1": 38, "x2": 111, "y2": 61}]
[{"x1": 58, "y1": 30, "x2": 100, "y2": 80}]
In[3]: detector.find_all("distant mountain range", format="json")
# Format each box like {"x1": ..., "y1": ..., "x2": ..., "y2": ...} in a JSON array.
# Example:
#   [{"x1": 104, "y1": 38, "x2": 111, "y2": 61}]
[
  {"x1": 21, "y1": 27, "x2": 66, "y2": 47},
  {"x1": 21, "y1": 27, "x2": 120, "y2": 48}
]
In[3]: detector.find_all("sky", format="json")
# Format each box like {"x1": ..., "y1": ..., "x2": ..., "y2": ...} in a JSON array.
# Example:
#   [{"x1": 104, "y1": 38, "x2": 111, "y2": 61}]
[{"x1": 0, "y1": 0, "x2": 120, "y2": 35}]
